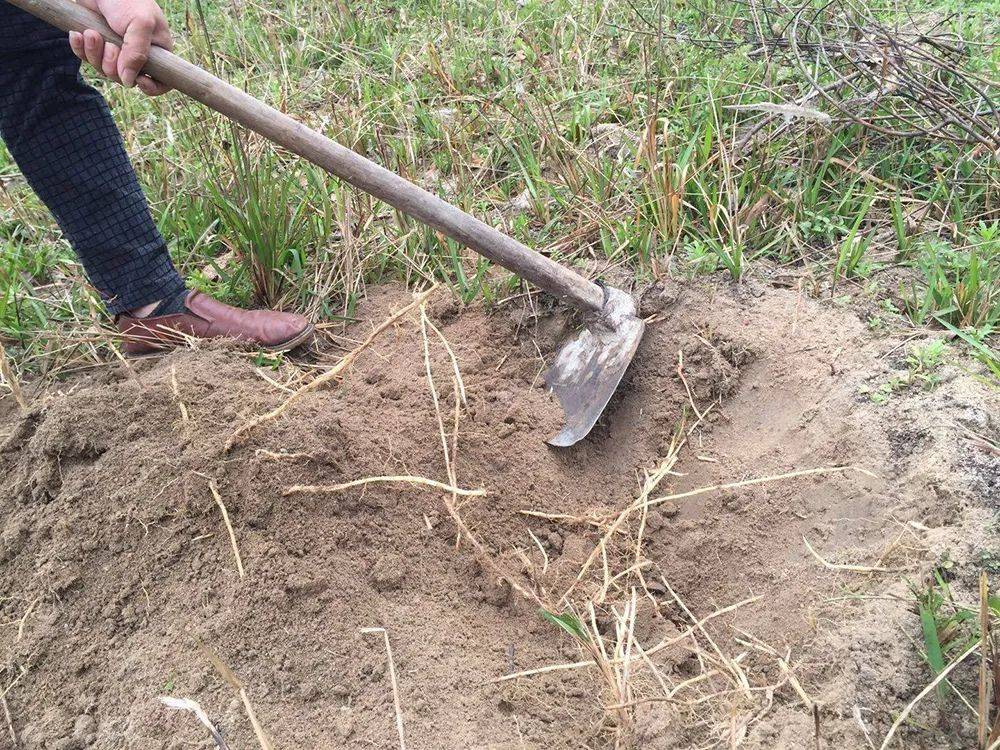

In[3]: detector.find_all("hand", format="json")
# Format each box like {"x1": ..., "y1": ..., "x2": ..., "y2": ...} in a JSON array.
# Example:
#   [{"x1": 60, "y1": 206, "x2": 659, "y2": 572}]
[{"x1": 68, "y1": 0, "x2": 173, "y2": 96}]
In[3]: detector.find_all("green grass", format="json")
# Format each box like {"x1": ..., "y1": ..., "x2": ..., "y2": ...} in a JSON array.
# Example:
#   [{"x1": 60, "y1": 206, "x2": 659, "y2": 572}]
[
  {"x1": 0, "y1": 0, "x2": 998, "y2": 377},
  {"x1": 911, "y1": 566, "x2": 1000, "y2": 699},
  {"x1": 861, "y1": 338, "x2": 949, "y2": 403}
]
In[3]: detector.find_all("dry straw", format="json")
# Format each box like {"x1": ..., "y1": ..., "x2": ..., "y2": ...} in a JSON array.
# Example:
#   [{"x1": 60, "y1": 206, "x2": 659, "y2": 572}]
[
  {"x1": 361, "y1": 627, "x2": 407, "y2": 750},
  {"x1": 199, "y1": 643, "x2": 273, "y2": 750},
  {"x1": 285, "y1": 475, "x2": 484, "y2": 498},
  {"x1": 0, "y1": 343, "x2": 28, "y2": 413},
  {"x1": 208, "y1": 480, "x2": 245, "y2": 579}
]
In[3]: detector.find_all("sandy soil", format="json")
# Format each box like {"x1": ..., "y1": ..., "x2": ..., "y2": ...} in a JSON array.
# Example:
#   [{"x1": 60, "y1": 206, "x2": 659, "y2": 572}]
[{"x1": 1, "y1": 279, "x2": 998, "y2": 749}]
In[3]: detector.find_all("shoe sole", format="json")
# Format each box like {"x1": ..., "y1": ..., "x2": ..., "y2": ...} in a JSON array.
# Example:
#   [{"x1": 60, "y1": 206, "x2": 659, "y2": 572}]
[
  {"x1": 125, "y1": 324, "x2": 316, "y2": 359},
  {"x1": 261, "y1": 324, "x2": 316, "y2": 354}
]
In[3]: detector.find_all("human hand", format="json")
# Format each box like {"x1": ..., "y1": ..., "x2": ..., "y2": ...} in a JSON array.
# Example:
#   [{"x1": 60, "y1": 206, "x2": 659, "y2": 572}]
[{"x1": 68, "y1": 0, "x2": 173, "y2": 96}]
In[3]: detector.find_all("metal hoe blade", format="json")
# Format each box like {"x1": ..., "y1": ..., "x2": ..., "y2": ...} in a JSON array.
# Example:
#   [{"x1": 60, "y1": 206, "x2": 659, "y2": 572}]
[{"x1": 544, "y1": 287, "x2": 645, "y2": 447}]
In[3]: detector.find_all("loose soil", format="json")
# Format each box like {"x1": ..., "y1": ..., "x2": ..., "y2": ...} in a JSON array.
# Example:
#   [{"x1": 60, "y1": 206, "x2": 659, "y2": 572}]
[{"x1": 1, "y1": 279, "x2": 998, "y2": 749}]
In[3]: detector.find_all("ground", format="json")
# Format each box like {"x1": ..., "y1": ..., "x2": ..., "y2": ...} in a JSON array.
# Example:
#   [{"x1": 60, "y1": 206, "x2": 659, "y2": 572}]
[
  {"x1": 1, "y1": 0, "x2": 998, "y2": 747},
  {"x1": 2, "y1": 279, "x2": 998, "y2": 749}
]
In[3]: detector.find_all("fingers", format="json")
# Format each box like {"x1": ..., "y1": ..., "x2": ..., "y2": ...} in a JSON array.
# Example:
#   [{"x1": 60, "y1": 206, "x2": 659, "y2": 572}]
[
  {"x1": 67, "y1": 5, "x2": 172, "y2": 97},
  {"x1": 137, "y1": 74, "x2": 171, "y2": 97},
  {"x1": 101, "y1": 38, "x2": 121, "y2": 81},
  {"x1": 82, "y1": 29, "x2": 109, "y2": 77},
  {"x1": 151, "y1": 22, "x2": 173, "y2": 52},
  {"x1": 118, "y1": 16, "x2": 155, "y2": 87},
  {"x1": 68, "y1": 30, "x2": 85, "y2": 62}
]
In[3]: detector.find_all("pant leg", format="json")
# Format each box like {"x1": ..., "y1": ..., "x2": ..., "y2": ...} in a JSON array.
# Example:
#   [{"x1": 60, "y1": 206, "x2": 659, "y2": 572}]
[{"x1": 0, "y1": 2, "x2": 184, "y2": 314}]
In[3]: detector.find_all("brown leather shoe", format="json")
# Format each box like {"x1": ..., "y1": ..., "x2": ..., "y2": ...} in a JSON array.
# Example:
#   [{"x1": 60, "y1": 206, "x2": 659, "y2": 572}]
[{"x1": 116, "y1": 291, "x2": 313, "y2": 356}]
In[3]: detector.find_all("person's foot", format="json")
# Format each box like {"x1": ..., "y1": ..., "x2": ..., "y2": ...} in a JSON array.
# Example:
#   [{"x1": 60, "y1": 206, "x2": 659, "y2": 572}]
[{"x1": 116, "y1": 290, "x2": 313, "y2": 356}]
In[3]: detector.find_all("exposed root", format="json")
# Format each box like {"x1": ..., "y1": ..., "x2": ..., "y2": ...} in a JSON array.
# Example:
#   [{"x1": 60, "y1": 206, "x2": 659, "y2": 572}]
[
  {"x1": 1, "y1": 691, "x2": 17, "y2": 749},
  {"x1": 284, "y1": 476, "x2": 485, "y2": 498},
  {"x1": 803, "y1": 536, "x2": 904, "y2": 574},
  {"x1": 170, "y1": 365, "x2": 190, "y2": 424},
  {"x1": 642, "y1": 465, "x2": 875, "y2": 512},
  {"x1": 254, "y1": 448, "x2": 315, "y2": 461}
]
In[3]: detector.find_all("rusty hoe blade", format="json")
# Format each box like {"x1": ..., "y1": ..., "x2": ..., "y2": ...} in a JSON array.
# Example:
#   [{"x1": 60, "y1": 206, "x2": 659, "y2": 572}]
[{"x1": 544, "y1": 286, "x2": 645, "y2": 447}]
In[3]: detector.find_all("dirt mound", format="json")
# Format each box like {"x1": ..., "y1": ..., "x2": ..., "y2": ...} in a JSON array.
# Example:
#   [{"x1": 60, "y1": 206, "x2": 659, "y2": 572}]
[{"x1": 1, "y1": 281, "x2": 998, "y2": 749}]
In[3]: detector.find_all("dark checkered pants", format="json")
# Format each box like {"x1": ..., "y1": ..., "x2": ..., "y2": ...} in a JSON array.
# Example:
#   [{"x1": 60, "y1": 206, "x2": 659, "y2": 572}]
[{"x1": 0, "y1": 1, "x2": 184, "y2": 314}]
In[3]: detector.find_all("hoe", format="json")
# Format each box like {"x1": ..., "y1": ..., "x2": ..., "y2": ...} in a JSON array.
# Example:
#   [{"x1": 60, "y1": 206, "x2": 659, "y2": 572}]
[{"x1": 10, "y1": 0, "x2": 646, "y2": 447}]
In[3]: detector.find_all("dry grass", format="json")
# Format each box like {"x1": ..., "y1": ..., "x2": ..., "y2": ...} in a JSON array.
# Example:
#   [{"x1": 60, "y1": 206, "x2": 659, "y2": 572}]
[
  {"x1": 200, "y1": 643, "x2": 273, "y2": 750},
  {"x1": 0, "y1": 343, "x2": 28, "y2": 413}
]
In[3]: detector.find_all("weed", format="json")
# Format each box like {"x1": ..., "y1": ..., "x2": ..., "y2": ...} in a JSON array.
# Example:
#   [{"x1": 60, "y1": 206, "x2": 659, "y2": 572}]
[
  {"x1": 833, "y1": 191, "x2": 876, "y2": 283},
  {"x1": 861, "y1": 339, "x2": 948, "y2": 402},
  {"x1": 208, "y1": 148, "x2": 334, "y2": 309},
  {"x1": 540, "y1": 608, "x2": 590, "y2": 643},
  {"x1": 904, "y1": 224, "x2": 1000, "y2": 332},
  {"x1": 907, "y1": 339, "x2": 948, "y2": 390},
  {"x1": 911, "y1": 565, "x2": 1000, "y2": 702},
  {"x1": 863, "y1": 379, "x2": 902, "y2": 405}
]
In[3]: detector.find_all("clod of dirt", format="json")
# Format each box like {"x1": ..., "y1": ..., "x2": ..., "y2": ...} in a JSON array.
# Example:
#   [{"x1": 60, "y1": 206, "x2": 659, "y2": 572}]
[
  {"x1": 633, "y1": 702, "x2": 684, "y2": 746},
  {"x1": 370, "y1": 554, "x2": 407, "y2": 591}
]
